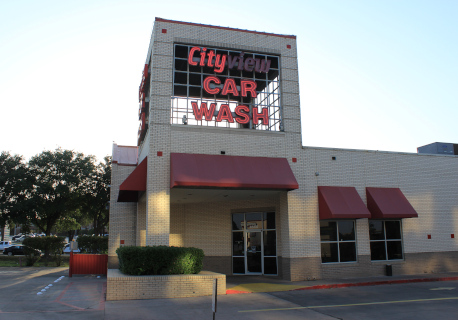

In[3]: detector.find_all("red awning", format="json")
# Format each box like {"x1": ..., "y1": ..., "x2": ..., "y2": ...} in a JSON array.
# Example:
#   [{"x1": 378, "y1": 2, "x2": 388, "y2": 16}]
[
  {"x1": 318, "y1": 186, "x2": 371, "y2": 219},
  {"x1": 366, "y1": 187, "x2": 418, "y2": 219},
  {"x1": 117, "y1": 157, "x2": 147, "y2": 202},
  {"x1": 170, "y1": 153, "x2": 298, "y2": 190}
]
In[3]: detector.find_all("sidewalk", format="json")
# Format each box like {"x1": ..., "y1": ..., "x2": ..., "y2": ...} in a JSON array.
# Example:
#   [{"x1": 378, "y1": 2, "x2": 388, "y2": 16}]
[{"x1": 225, "y1": 272, "x2": 458, "y2": 294}]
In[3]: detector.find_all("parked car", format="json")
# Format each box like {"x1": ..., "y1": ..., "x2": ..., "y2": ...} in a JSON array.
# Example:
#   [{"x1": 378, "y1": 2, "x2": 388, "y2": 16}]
[
  {"x1": 0, "y1": 241, "x2": 11, "y2": 251},
  {"x1": 3, "y1": 245, "x2": 41, "y2": 256},
  {"x1": 3, "y1": 245, "x2": 25, "y2": 256},
  {"x1": 11, "y1": 234, "x2": 22, "y2": 241},
  {"x1": 14, "y1": 236, "x2": 27, "y2": 243},
  {"x1": 62, "y1": 243, "x2": 80, "y2": 254}
]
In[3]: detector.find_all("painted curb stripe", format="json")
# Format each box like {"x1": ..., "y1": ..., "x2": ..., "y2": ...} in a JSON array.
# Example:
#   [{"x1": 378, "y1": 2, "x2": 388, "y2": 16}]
[
  {"x1": 293, "y1": 277, "x2": 458, "y2": 291},
  {"x1": 227, "y1": 277, "x2": 458, "y2": 294}
]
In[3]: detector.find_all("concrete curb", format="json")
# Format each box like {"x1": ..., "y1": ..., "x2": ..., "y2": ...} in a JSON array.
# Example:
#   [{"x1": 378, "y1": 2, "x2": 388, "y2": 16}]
[
  {"x1": 294, "y1": 276, "x2": 458, "y2": 291},
  {"x1": 226, "y1": 276, "x2": 458, "y2": 294}
]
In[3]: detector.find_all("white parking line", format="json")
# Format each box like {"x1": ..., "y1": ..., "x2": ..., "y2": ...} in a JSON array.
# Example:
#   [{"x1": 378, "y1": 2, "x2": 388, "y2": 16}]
[{"x1": 239, "y1": 296, "x2": 458, "y2": 313}]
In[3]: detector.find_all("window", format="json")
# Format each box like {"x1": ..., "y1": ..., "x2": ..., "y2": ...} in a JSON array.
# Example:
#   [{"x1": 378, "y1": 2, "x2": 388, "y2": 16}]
[
  {"x1": 369, "y1": 220, "x2": 403, "y2": 261},
  {"x1": 172, "y1": 44, "x2": 282, "y2": 131},
  {"x1": 320, "y1": 220, "x2": 356, "y2": 263}
]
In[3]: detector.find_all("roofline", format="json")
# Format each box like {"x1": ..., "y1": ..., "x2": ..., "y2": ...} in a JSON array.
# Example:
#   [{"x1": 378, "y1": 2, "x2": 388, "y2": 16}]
[
  {"x1": 302, "y1": 145, "x2": 458, "y2": 157},
  {"x1": 155, "y1": 17, "x2": 296, "y2": 39}
]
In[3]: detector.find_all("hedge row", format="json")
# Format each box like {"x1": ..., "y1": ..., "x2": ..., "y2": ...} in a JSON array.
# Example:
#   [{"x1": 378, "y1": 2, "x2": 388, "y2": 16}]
[
  {"x1": 116, "y1": 246, "x2": 204, "y2": 275},
  {"x1": 22, "y1": 236, "x2": 65, "y2": 266},
  {"x1": 77, "y1": 236, "x2": 108, "y2": 254}
]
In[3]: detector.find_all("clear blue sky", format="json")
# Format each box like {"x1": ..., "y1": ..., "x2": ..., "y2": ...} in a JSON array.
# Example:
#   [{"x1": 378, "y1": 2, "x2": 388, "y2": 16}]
[{"x1": 1, "y1": 0, "x2": 457, "y2": 161}]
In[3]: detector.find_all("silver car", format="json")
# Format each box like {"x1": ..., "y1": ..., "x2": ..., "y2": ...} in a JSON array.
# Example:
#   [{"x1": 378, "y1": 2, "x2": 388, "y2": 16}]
[{"x1": 0, "y1": 241, "x2": 11, "y2": 251}]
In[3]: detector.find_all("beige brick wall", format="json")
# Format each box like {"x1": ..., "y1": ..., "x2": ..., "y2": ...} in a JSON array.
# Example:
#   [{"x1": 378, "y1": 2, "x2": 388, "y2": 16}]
[
  {"x1": 170, "y1": 126, "x2": 287, "y2": 158},
  {"x1": 285, "y1": 251, "x2": 458, "y2": 281},
  {"x1": 295, "y1": 147, "x2": 458, "y2": 260},
  {"x1": 108, "y1": 164, "x2": 137, "y2": 257},
  {"x1": 107, "y1": 269, "x2": 226, "y2": 300},
  {"x1": 170, "y1": 197, "x2": 280, "y2": 257}
]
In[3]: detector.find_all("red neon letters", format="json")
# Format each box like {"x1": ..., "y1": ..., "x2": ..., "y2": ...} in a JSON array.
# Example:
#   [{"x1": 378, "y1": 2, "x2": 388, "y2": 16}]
[
  {"x1": 191, "y1": 101, "x2": 267, "y2": 125},
  {"x1": 191, "y1": 102, "x2": 216, "y2": 121},
  {"x1": 216, "y1": 104, "x2": 233, "y2": 122},
  {"x1": 221, "y1": 79, "x2": 238, "y2": 96},
  {"x1": 188, "y1": 47, "x2": 226, "y2": 73},
  {"x1": 188, "y1": 47, "x2": 271, "y2": 73},
  {"x1": 235, "y1": 105, "x2": 250, "y2": 124},
  {"x1": 202, "y1": 76, "x2": 221, "y2": 95},
  {"x1": 203, "y1": 76, "x2": 257, "y2": 98},
  {"x1": 187, "y1": 46, "x2": 272, "y2": 125},
  {"x1": 240, "y1": 80, "x2": 256, "y2": 97},
  {"x1": 252, "y1": 107, "x2": 268, "y2": 125}
]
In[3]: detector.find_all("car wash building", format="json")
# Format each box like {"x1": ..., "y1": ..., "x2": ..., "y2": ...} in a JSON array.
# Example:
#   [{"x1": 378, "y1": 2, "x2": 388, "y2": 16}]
[{"x1": 109, "y1": 18, "x2": 458, "y2": 281}]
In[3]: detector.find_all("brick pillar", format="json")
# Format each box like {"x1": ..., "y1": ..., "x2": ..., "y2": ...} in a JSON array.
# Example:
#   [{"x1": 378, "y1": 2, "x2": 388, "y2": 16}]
[
  {"x1": 279, "y1": 191, "x2": 292, "y2": 279},
  {"x1": 137, "y1": 192, "x2": 147, "y2": 246},
  {"x1": 146, "y1": 148, "x2": 170, "y2": 246}
]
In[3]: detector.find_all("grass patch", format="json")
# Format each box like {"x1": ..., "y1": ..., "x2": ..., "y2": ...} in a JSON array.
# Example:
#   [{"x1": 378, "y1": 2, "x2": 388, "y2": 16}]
[
  {"x1": 0, "y1": 255, "x2": 70, "y2": 267},
  {"x1": 0, "y1": 258, "x2": 20, "y2": 267},
  {"x1": 34, "y1": 260, "x2": 70, "y2": 267}
]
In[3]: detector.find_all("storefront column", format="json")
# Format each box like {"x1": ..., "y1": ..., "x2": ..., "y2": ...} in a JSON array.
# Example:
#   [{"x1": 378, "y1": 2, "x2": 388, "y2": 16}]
[
  {"x1": 279, "y1": 192, "x2": 292, "y2": 279},
  {"x1": 146, "y1": 190, "x2": 170, "y2": 245},
  {"x1": 137, "y1": 192, "x2": 147, "y2": 246},
  {"x1": 145, "y1": 133, "x2": 171, "y2": 246}
]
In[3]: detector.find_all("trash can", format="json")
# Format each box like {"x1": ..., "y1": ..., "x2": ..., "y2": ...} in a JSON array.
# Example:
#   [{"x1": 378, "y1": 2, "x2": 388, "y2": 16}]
[{"x1": 386, "y1": 264, "x2": 392, "y2": 276}]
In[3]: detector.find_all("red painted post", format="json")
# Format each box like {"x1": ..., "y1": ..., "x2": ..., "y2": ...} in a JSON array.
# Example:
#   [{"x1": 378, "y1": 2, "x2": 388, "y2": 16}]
[{"x1": 69, "y1": 251, "x2": 73, "y2": 277}]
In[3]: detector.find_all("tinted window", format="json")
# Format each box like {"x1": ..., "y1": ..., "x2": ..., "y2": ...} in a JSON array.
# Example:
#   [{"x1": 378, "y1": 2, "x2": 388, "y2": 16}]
[
  {"x1": 232, "y1": 214, "x2": 244, "y2": 231},
  {"x1": 369, "y1": 221, "x2": 384, "y2": 240},
  {"x1": 321, "y1": 242, "x2": 338, "y2": 263},
  {"x1": 320, "y1": 221, "x2": 337, "y2": 241},
  {"x1": 385, "y1": 221, "x2": 401, "y2": 239},
  {"x1": 338, "y1": 221, "x2": 355, "y2": 241}
]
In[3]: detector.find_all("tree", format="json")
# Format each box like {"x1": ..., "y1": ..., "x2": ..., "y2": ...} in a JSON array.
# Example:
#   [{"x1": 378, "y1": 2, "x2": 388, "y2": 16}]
[
  {"x1": 27, "y1": 149, "x2": 96, "y2": 236},
  {"x1": 0, "y1": 152, "x2": 31, "y2": 240},
  {"x1": 82, "y1": 156, "x2": 111, "y2": 235},
  {"x1": 54, "y1": 214, "x2": 81, "y2": 240}
]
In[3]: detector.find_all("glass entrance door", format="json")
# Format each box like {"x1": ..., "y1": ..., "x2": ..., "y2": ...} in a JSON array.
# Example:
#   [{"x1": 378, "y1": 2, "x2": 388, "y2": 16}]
[
  {"x1": 246, "y1": 231, "x2": 262, "y2": 273},
  {"x1": 232, "y1": 212, "x2": 277, "y2": 275}
]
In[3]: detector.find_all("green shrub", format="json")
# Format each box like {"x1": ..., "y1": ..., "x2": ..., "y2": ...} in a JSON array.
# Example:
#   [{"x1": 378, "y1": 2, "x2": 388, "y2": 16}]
[
  {"x1": 22, "y1": 245, "x2": 42, "y2": 266},
  {"x1": 116, "y1": 246, "x2": 204, "y2": 276},
  {"x1": 23, "y1": 236, "x2": 65, "y2": 266},
  {"x1": 77, "y1": 236, "x2": 108, "y2": 254}
]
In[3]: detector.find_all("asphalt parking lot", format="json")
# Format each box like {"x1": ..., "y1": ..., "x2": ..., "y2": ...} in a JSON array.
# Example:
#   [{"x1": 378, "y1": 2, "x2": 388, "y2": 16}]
[
  {"x1": 106, "y1": 280, "x2": 458, "y2": 320},
  {"x1": 0, "y1": 267, "x2": 105, "y2": 320},
  {"x1": 0, "y1": 268, "x2": 457, "y2": 319}
]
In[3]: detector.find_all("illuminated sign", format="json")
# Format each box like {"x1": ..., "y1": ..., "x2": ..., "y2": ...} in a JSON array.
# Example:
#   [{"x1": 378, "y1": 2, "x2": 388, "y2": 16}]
[
  {"x1": 172, "y1": 44, "x2": 282, "y2": 131},
  {"x1": 186, "y1": 46, "x2": 271, "y2": 125},
  {"x1": 187, "y1": 47, "x2": 272, "y2": 73}
]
